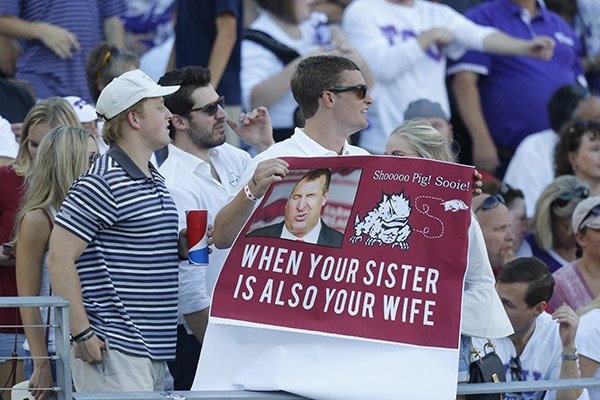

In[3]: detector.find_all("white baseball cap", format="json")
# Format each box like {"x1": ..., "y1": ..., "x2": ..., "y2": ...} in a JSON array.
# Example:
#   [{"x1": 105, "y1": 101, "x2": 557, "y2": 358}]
[
  {"x1": 96, "y1": 69, "x2": 180, "y2": 120},
  {"x1": 64, "y1": 96, "x2": 97, "y2": 123}
]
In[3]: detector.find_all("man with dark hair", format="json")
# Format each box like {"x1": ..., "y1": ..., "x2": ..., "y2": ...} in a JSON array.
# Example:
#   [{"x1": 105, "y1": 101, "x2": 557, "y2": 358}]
[
  {"x1": 472, "y1": 257, "x2": 584, "y2": 400},
  {"x1": 157, "y1": 65, "x2": 273, "y2": 389},
  {"x1": 247, "y1": 168, "x2": 343, "y2": 247},
  {"x1": 504, "y1": 84, "x2": 600, "y2": 218},
  {"x1": 213, "y1": 55, "x2": 371, "y2": 248}
]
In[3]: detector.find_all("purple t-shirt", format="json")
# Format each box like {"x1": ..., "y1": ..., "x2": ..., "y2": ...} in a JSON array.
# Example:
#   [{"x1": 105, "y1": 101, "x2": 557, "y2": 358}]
[
  {"x1": 449, "y1": 0, "x2": 584, "y2": 150},
  {"x1": 0, "y1": 0, "x2": 126, "y2": 102}
]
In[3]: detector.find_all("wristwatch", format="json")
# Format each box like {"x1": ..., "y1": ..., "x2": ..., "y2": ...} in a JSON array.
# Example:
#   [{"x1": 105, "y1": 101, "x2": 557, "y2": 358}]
[{"x1": 561, "y1": 351, "x2": 579, "y2": 361}]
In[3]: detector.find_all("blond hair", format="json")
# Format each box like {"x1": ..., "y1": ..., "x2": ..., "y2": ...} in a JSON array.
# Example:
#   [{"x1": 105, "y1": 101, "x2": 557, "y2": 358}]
[
  {"x1": 102, "y1": 100, "x2": 145, "y2": 144},
  {"x1": 533, "y1": 175, "x2": 588, "y2": 251},
  {"x1": 12, "y1": 98, "x2": 80, "y2": 177},
  {"x1": 13, "y1": 127, "x2": 95, "y2": 245},
  {"x1": 389, "y1": 119, "x2": 454, "y2": 163}
]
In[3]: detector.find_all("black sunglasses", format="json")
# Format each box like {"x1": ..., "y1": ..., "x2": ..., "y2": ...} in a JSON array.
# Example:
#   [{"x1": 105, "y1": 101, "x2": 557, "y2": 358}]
[
  {"x1": 474, "y1": 194, "x2": 505, "y2": 213},
  {"x1": 509, "y1": 356, "x2": 522, "y2": 381},
  {"x1": 568, "y1": 119, "x2": 600, "y2": 135},
  {"x1": 327, "y1": 84, "x2": 368, "y2": 100},
  {"x1": 189, "y1": 96, "x2": 225, "y2": 117},
  {"x1": 578, "y1": 204, "x2": 600, "y2": 232},
  {"x1": 552, "y1": 185, "x2": 589, "y2": 208}
]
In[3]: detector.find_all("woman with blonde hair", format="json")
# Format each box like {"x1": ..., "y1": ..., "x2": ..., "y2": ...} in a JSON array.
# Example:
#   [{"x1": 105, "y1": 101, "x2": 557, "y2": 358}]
[
  {"x1": 14, "y1": 126, "x2": 97, "y2": 400},
  {"x1": 576, "y1": 295, "x2": 600, "y2": 400},
  {"x1": 385, "y1": 118, "x2": 455, "y2": 162},
  {"x1": 0, "y1": 98, "x2": 79, "y2": 390},
  {"x1": 385, "y1": 119, "x2": 512, "y2": 388},
  {"x1": 524, "y1": 175, "x2": 589, "y2": 273}
]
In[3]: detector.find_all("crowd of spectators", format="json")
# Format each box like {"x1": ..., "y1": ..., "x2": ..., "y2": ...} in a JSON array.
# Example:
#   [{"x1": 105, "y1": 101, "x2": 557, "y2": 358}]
[{"x1": 1, "y1": 0, "x2": 600, "y2": 399}]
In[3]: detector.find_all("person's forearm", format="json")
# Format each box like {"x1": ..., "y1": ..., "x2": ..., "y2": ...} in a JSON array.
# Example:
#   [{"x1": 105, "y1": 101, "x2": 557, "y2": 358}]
[
  {"x1": 556, "y1": 362, "x2": 583, "y2": 400},
  {"x1": 556, "y1": 345, "x2": 583, "y2": 400},
  {"x1": 250, "y1": 58, "x2": 300, "y2": 109},
  {"x1": 103, "y1": 16, "x2": 125, "y2": 48},
  {"x1": 482, "y1": 31, "x2": 528, "y2": 56},
  {"x1": 213, "y1": 190, "x2": 257, "y2": 249},
  {"x1": 208, "y1": 13, "x2": 237, "y2": 88},
  {"x1": 0, "y1": 16, "x2": 43, "y2": 40},
  {"x1": 20, "y1": 309, "x2": 50, "y2": 362},
  {"x1": 451, "y1": 72, "x2": 493, "y2": 144},
  {"x1": 183, "y1": 308, "x2": 209, "y2": 343},
  {"x1": 46, "y1": 255, "x2": 90, "y2": 335}
]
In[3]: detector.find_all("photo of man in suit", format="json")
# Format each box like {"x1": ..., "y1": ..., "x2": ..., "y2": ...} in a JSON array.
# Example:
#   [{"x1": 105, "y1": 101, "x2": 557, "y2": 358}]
[{"x1": 247, "y1": 168, "x2": 344, "y2": 247}]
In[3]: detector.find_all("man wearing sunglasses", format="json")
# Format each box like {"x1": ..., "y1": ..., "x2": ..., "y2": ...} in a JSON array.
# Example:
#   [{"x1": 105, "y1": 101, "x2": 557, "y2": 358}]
[
  {"x1": 473, "y1": 193, "x2": 516, "y2": 274},
  {"x1": 156, "y1": 65, "x2": 274, "y2": 390},
  {"x1": 472, "y1": 257, "x2": 584, "y2": 400},
  {"x1": 212, "y1": 55, "x2": 372, "y2": 249}
]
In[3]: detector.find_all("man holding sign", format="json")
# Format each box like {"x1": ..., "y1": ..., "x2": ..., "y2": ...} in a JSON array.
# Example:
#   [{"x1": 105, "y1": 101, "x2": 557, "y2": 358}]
[
  {"x1": 197, "y1": 56, "x2": 499, "y2": 400},
  {"x1": 212, "y1": 55, "x2": 371, "y2": 249}
]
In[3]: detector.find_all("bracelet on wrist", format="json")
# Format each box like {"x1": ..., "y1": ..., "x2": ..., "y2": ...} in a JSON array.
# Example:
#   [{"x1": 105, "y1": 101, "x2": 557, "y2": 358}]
[
  {"x1": 244, "y1": 184, "x2": 259, "y2": 203},
  {"x1": 561, "y1": 351, "x2": 579, "y2": 361},
  {"x1": 72, "y1": 326, "x2": 94, "y2": 343}
]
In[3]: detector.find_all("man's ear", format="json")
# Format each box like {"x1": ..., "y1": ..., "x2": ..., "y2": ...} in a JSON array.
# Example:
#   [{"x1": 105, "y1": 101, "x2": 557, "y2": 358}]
[
  {"x1": 321, "y1": 91, "x2": 335, "y2": 109},
  {"x1": 574, "y1": 230, "x2": 586, "y2": 248},
  {"x1": 127, "y1": 110, "x2": 140, "y2": 129},
  {"x1": 322, "y1": 190, "x2": 329, "y2": 206},
  {"x1": 171, "y1": 114, "x2": 188, "y2": 131},
  {"x1": 532, "y1": 301, "x2": 546, "y2": 317}
]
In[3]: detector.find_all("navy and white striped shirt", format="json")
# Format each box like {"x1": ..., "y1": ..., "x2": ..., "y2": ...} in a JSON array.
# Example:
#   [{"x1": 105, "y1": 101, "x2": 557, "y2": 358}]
[{"x1": 55, "y1": 144, "x2": 179, "y2": 360}]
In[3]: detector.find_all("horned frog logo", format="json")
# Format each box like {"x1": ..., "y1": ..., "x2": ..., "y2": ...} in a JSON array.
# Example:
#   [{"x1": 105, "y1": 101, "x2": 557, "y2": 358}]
[{"x1": 349, "y1": 191, "x2": 412, "y2": 249}]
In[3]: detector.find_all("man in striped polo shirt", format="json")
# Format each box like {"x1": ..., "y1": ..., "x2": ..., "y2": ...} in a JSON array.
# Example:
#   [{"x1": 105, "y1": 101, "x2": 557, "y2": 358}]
[{"x1": 46, "y1": 69, "x2": 181, "y2": 392}]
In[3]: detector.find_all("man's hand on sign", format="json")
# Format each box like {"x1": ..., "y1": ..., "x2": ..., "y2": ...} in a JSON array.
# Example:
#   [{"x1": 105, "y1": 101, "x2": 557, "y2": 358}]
[
  {"x1": 249, "y1": 159, "x2": 289, "y2": 199},
  {"x1": 472, "y1": 169, "x2": 483, "y2": 197}
]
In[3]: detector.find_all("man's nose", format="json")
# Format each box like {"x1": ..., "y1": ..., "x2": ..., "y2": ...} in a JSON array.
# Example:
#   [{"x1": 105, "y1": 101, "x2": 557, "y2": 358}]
[
  {"x1": 506, "y1": 227, "x2": 515, "y2": 242},
  {"x1": 297, "y1": 197, "x2": 307, "y2": 210}
]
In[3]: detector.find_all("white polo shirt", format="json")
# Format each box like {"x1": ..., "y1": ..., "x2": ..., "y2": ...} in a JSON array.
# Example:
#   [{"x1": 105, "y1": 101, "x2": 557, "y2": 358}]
[{"x1": 235, "y1": 127, "x2": 369, "y2": 194}]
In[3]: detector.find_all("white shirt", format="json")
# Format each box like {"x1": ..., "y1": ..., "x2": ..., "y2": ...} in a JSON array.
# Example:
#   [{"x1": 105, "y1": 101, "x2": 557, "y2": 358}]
[
  {"x1": 464, "y1": 214, "x2": 513, "y2": 338},
  {"x1": 577, "y1": 309, "x2": 600, "y2": 400},
  {"x1": 159, "y1": 143, "x2": 251, "y2": 324},
  {"x1": 503, "y1": 129, "x2": 558, "y2": 218},
  {"x1": 474, "y1": 312, "x2": 588, "y2": 400},
  {"x1": 343, "y1": 0, "x2": 496, "y2": 154},
  {"x1": 241, "y1": 12, "x2": 327, "y2": 129}
]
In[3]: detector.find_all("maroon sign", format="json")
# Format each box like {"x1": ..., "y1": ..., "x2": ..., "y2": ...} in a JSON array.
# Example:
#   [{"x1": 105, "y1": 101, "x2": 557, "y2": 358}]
[{"x1": 211, "y1": 156, "x2": 473, "y2": 349}]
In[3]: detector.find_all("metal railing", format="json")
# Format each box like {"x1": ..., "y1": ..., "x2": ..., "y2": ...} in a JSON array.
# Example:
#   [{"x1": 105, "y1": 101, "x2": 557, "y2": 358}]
[
  {"x1": 3, "y1": 296, "x2": 600, "y2": 400},
  {"x1": 71, "y1": 377, "x2": 600, "y2": 400},
  {"x1": 0, "y1": 296, "x2": 72, "y2": 400}
]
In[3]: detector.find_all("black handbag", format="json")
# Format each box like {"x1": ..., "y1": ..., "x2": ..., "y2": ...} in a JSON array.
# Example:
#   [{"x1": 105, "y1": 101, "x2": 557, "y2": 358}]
[{"x1": 467, "y1": 340, "x2": 506, "y2": 400}]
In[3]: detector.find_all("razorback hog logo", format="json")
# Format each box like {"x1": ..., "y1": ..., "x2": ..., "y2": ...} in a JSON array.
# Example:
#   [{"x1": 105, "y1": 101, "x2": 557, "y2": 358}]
[
  {"x1": 350, "y1": 191, "x2": 412, "y2": 249},
  {"x1": 442, "y1": 199, "x2": 468, "y2": 212}
]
